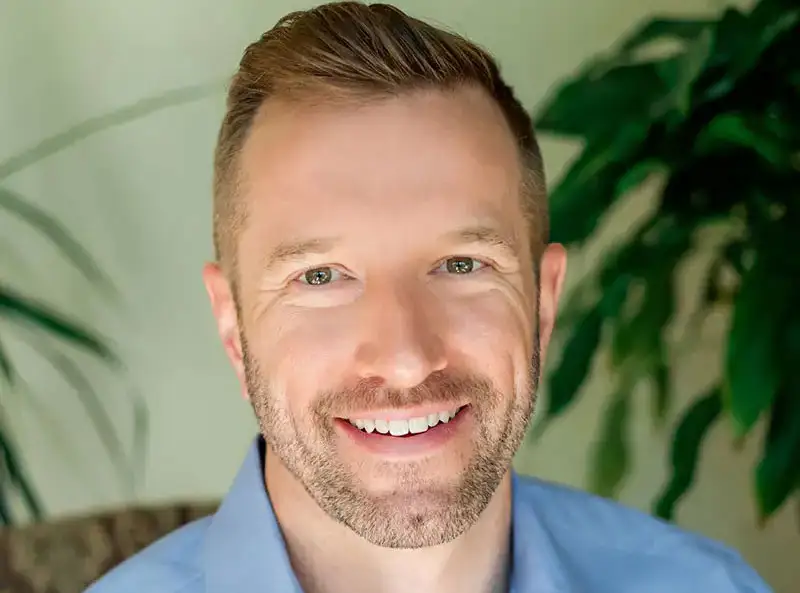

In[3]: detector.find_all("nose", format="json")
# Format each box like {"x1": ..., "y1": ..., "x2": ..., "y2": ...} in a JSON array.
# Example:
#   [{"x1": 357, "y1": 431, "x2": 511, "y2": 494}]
[{"x1": 354, "y1": 279, "x2": 448, "y2": 389}]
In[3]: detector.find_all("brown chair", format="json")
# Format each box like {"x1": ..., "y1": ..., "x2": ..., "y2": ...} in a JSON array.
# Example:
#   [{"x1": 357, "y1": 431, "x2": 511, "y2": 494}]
[{"x1": 0, "y1": 502, "x2": 217, "y2": 593}]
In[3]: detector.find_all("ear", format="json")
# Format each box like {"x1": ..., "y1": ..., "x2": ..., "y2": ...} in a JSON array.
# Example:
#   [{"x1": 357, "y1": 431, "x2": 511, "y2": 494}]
[
  {"x1": 536, "y1": 243, "x2": 567, "y2": 363},
  {"x1": 202, "y1": 262, "x2": 249, "y2": 400}
]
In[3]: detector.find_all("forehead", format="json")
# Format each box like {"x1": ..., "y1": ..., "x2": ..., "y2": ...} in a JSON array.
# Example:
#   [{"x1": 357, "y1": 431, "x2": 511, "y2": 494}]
[{"x1": 237, "y1": 87, "x2": 527, "y2": 260}]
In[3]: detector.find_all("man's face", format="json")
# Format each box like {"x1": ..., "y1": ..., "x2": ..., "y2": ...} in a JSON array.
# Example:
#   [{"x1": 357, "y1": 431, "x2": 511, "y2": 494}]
[{"x1": 204, "y1": 87, "x2": 566, "y2": 548}]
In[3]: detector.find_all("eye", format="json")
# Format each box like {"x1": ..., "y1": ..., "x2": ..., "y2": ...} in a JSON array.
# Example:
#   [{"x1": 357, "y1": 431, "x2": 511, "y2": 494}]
[
  {"x1": 437, "y1": 257, "x2": 486, "y2": 275},
  {"x1": 298, "y1": 266, "x2": 343, "y2": 286}
]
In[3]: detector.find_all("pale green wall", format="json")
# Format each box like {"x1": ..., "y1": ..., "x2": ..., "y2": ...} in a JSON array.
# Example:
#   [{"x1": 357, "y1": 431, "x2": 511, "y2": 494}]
[{"x1": 1, "y1": 1, "x2": 796, "y2": 591}]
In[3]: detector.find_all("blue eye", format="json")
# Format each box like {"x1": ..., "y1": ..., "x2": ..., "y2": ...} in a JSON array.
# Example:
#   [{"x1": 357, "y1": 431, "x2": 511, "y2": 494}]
[
  {"x1": 298, "y1": 267, "x2": 343, "y2": 286},
  {"x1": 437, "y1": 257, "x2": 485, "y2": 275}
]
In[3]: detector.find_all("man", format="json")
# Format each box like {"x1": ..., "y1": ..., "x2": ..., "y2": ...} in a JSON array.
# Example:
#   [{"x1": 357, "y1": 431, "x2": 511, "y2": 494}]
[{"x1": 88, "y1": 3, "x2": 772, "y2": 592}]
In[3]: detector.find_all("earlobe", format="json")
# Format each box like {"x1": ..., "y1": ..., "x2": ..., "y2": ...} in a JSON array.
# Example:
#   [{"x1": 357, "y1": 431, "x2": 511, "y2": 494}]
[
  {"x1": 536, "y1": 244, "x2": 567, "y2": 359},
  {"x1": 202, "y1": 262, "x2": 249, "y2": 400}
]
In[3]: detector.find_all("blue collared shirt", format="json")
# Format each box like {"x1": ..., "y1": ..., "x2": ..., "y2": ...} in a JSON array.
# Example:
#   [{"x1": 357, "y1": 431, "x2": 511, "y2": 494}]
[{"x1": 86, "y1": 437, "x2": 772, "y2": 592}]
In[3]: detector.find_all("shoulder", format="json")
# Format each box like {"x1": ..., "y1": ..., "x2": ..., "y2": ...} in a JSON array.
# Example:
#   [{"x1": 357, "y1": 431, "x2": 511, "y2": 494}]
[
  {"x1": 513, "y1": 474, "x2": 772, "y2": 592},
  {"x1": 84, "y1": 516, "x2": 211, "y2": 593}
]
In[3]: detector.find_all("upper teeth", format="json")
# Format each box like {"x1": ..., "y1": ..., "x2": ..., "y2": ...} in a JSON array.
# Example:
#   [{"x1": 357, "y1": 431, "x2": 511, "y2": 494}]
[{"x1": 349, "y1": 408, "x2": 460, "y2": 436}]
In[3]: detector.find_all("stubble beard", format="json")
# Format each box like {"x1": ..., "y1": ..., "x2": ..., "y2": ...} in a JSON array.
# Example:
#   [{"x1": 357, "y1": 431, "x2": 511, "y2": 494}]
[{"x1": 241, "y1": 333, "x2": 540, "y2": 549}]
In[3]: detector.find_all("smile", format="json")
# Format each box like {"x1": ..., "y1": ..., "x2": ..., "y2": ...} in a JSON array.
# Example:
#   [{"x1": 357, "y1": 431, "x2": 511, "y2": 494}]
[
  {"x1": 335, "y1": 405, "x2": 472, "y2": 457},
  {"x1": 345, "y1": 405, "x2": 468, "y2": 437}
]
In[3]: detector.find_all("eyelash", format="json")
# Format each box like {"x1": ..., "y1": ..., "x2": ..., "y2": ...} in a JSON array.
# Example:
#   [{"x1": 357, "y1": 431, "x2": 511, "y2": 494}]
[{"x1": 293, "y1": 256, "x2": 492, "y2": 287}]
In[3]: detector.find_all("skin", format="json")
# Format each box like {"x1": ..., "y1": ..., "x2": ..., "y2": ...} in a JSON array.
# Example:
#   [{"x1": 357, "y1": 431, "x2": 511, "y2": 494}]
[{"x1": 203, "y1": 85, "x2": 567, "y2": 593}]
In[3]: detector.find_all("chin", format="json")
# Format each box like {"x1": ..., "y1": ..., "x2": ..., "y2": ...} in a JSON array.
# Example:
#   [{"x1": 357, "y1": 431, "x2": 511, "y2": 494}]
[
  {"x1": 355, "y1": 458, "x2": 468, "y2": 494},
  {"x1": 352, "y1": 490, "x2": 470, "y2": 548}
]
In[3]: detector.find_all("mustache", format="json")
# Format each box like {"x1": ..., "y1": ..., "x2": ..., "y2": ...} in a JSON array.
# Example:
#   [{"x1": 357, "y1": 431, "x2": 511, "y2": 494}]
[{"x1": 313, "y1": 370, "x2": 497, "y2": 417}]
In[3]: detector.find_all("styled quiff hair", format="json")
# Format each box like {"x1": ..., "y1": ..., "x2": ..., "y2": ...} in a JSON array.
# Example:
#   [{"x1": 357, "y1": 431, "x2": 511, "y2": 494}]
[{"x1": 213, "y1": 1, "x2": 547, "y2": 274}]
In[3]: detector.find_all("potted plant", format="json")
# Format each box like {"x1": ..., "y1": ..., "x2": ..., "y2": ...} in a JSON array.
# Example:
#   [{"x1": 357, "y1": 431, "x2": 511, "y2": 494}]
[{"x1": 532, "y1": 0, "x2": 799, "y2": 525}]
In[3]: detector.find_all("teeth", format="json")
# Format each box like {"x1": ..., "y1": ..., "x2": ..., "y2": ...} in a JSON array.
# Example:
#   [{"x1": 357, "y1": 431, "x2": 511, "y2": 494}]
[
  {"x1": 389, "y1": 420, "x2": 409, "y2": 436},
  {"x1": 349, "y1": 407, "x2": 462, "y2": 436},
  {"x1": 408, "y1": 417, "x2": 428, "y2": 434}
]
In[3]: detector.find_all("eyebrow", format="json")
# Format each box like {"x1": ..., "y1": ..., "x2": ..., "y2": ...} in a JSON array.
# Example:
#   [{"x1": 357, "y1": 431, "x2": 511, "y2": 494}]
[
  {"x1": 261, "y1": 236, "x2": 341, "y2": 274},
  {"x1": 445, "y1": 225, "x2": 519, "y2": 255},
  {"x1": 260, "y1": 225, "x2": 519, "y2": 275}
]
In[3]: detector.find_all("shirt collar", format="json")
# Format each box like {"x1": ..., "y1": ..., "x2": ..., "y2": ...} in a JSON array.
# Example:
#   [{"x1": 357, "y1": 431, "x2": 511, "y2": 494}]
[
  {"x1": 204, "y1": 437, "x2": 303, "y2": 593},
  {"x1": 509, "y1": 472, "x2": 571, "y2": 593},
  {"x1": 204, "y1": 437, "x2": 572, "y2": 593}
]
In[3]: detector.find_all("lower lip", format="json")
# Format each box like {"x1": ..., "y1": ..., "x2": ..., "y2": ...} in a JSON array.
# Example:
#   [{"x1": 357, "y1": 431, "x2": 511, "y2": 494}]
[{"x1": 335, "y1": 406, "x2": 471, "y2": 458}]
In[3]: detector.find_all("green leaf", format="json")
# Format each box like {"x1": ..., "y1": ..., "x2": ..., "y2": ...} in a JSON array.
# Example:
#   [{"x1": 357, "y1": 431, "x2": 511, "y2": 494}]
[
  {"x1": 618, "y1": 17, "x2": 713, "y2": 53},
  {"x1": 598, "y1": 273, "x2": 633, "y2": 320},
  {"x1": 25, "y1": 340, "x2": 138, "y2": 494},
  {"x1": 698, "y1": 6, "x2": 799, "y2": 102},
  {"x1": 614, "y1": 159, "x2": 664, "y2": 198},
  {"x1": 130, "y1": 385, "x2": 150, "y2": 487},
  {"x1": 681, "y1": 240, "x2": 743, "y2": 351},
  {"x1": 0, "y1": 412, "x2": 12, "y2": 525},
  {"x1": 694, "y1": 113, "x2": 789, "y2": 168},
  {"x1": 607, "y1": 257, "x2": 676, "y2": 428},
  {"x1": 755, "y1": 385, "x2": 800, "y2": 521},
  {"x1": 549, "y1": 122, "x2": 651, "y2": 246},
  {"x1": 653, "y1": 28, "x2": 714, "y2": 118},
  {"x1": 696, "y1": 9, "x2": 753, "y2": 101},
  {"x1": 742, "y1": 2, "x2": 800, "y2": 69},
  {"x1": 0, "y1": 188, "x2": 115, "y2": 292},
  {"x1": 544, "y1": 306, "x2": 605, "y2": 421},
  {"x1": 598, "y1": 216, "x2": 692, "y2": 430},
  {"x1": 610, "y1": 271, "x2": 675, "y2": 369},
  {"x1": 0, "y1": 484, "x2": 11, "y2": 525},
  {"x1": 0, "y1": 81, "x2": 222, "y2": 180},
  {"x1": 535, "y1": 62, "x2": 666, "y2": 140},
  {"x1": 756, "y1": 306, "x2": 800, "y2": 520},
  {"x1": 724, "y1": 249, "x2": 785, "y2": 436},
  {"x1": 652, "y1": 353, "x2": 671, "y2": 427},
  {"x1": 589, "y1": 391, "x2": 631, "y2": 498},
  {"x1": 600, "y1": 214, "x2": 692, "y2": 288},
  {"x1": 0, "y1": 430, "x2": 43, "y2": 520},
  {"x1": 538, "y1": 274, "x2": 631, "y2": 432},
  {"x1": 0, "y1": 284, "x2": 117, "y2": 362},
  {"x1": 555, "y1": 277, "x2": 598, "y2": 329},
  {"x1": 0, "y1": 337, "x2": 14, "y2": 385},
  {"x1": 654, "y1": 387, "x2": 722, "y2": 520}
]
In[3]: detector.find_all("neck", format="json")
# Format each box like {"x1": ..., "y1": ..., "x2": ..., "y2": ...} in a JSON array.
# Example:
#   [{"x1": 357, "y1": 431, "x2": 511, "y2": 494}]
[{"x1": 265, "y1": 446, "x2": 513, "y2": 593}]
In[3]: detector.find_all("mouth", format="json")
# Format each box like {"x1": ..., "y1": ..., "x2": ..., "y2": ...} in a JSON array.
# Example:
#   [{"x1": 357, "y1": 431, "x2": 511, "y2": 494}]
[
  {"x1": 344, "y1": 405, "x2": 468, "y2": 437},
  {"x1": 334, "y1": 404, "x2": 472, "y2": 458}
]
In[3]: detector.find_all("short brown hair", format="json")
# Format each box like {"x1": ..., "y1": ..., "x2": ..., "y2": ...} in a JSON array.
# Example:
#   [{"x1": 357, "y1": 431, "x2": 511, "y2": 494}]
[{"x1": 213, "y1": 1, "x2": 547, "y2": 275}]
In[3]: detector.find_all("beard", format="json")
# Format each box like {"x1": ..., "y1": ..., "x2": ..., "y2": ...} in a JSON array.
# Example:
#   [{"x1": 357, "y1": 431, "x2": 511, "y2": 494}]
[{"x1": 241, "y1": 332, "x2": 540, "y2": 549}]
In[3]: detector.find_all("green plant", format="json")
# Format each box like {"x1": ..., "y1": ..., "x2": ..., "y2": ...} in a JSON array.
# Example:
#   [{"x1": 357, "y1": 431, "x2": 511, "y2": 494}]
[
  {"x1": 0, "y1": 82, "x2": 219, "y2": 525},
  {"x1": 532, "y1": 0, "x2": 799, "y2": 525}
]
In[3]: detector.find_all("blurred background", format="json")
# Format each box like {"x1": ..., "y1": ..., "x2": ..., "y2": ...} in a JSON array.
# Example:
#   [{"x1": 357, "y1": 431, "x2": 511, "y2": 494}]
[{"x1": 1, "y1": 0, "x2": 798, "y2": 592}]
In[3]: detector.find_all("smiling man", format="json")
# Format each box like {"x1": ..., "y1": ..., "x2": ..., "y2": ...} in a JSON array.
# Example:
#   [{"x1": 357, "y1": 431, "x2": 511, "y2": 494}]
[{"x1": 87, "y1": 3, "x2": 772, "y2": 593}]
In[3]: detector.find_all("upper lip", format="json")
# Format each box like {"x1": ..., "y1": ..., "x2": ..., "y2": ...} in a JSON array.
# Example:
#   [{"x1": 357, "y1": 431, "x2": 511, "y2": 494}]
[{"x1": 336, "y1": 403, "x2": 469, "y2": 421}]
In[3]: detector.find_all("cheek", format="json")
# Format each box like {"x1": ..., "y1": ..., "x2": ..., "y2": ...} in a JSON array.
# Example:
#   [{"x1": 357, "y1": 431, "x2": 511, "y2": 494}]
[
  {"x1": 444, "y1": 288, "x2": 533, "y2": 392},
  {"x1": 252, "y1": 306, "x2": 359, "y2": 408}
]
